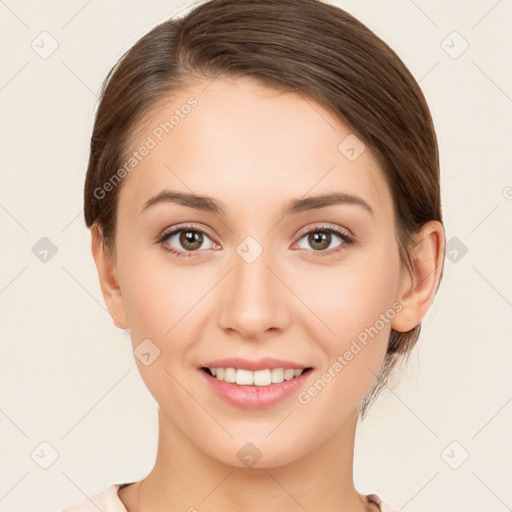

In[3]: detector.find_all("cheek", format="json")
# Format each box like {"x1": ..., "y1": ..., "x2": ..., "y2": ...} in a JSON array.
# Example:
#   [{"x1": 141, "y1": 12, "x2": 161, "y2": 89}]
[
  {"x1": 295, "y1": 246, "x2": 401, "y2": 400},
  {"x1": 300, "y1": 246, "x2": 401, "y2": 342},
  {"x1": 117, "y1": 250, "x2": 214, "y2": 379},
  {"x1": 121, "y1": 270, "x2": 171, "y2": 341},
  {"x1": 118, "y1": 243, "x2": 204, "y2": 340},
  {"x1": 117, "y1": 259, "x2": 203, "y2": 404}
]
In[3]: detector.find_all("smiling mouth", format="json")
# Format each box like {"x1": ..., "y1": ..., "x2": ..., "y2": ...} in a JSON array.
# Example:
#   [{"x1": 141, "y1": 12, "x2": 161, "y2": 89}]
[{"x1": 201, "y1": 367, "x2": 313, "y2": 386}]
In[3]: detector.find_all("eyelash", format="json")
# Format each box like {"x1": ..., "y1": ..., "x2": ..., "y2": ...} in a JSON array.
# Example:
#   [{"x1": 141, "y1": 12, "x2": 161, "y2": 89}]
[{"x1": 155, "y1": 223, "x2": 355, "y2": 259}]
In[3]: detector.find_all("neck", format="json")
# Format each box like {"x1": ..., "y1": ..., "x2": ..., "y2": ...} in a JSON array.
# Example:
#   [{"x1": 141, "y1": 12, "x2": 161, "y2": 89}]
[{"x1": 123, "y1": 408, "x2": 375, "y2": 512}]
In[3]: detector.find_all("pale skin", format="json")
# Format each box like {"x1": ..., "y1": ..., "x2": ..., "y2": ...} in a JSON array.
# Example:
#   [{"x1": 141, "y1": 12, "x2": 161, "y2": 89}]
[{"x1": 91, "y1": 75, "x2": 444, "y2": 512}]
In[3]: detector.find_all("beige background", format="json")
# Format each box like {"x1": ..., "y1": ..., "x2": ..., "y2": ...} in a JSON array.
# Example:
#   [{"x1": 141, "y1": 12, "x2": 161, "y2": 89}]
[{"x1": 0, "y1": 0, "x2": 511, "y2": 511}]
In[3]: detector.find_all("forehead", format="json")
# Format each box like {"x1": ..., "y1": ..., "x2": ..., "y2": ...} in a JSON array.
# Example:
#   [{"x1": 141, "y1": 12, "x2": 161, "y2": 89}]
[{"x1": 118, "y1": 75, "x2": 391, "y2": 222}]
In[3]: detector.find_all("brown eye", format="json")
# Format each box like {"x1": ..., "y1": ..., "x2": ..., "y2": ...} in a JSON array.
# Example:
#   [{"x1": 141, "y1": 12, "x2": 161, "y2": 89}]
[
  {"x1": 159, "y1": 226, "x2": 217, "y2": 257},
  {"x1": 295, "y1": 225, "x2": 355, "y2": 257},
  {"x1": 179, "y1": 230, "x2": 204, "y2": 251},
  {"x1": 297, "y1": 228, "x2": 347, "y2": 252},
  {"x1": 307, "y1": 231, "x2": 332, "y2": 251}
]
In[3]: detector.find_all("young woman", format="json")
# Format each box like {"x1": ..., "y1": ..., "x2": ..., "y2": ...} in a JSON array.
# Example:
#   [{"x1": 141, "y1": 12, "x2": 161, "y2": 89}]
[{"x1": 63, "y1": 0, "x2": 445, "y2": 510}]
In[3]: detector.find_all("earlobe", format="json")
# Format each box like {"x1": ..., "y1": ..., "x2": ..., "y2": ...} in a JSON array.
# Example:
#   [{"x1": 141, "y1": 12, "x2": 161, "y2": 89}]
[
  {"x1": 90, "y1": 224, "x2": 128, "y2": 330},
  {"x1": 391, "y1": 221, "x2": 445, "y2": 333}
]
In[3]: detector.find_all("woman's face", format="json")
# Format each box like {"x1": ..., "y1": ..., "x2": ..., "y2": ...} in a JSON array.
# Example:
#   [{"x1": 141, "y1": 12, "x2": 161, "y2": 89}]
[{"x1": 111, "y1": 75, "x2": 407, "y2": 467}]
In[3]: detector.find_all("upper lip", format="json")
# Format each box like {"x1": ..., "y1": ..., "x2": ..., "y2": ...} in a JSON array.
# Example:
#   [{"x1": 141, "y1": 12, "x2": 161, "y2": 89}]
[{"x1": 200, "y1": 357, "x2": 312, "y2": 371}]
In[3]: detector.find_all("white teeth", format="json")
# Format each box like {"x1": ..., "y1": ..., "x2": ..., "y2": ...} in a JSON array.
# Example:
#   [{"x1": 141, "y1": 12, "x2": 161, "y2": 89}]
[
  {"x1": 254, "y1": 369, "x2": 272, "y2": 386},
  {"x1": 236, "y1": 369, "x2": 254, "y2": 385},
  {"x1": 207, "y1": 367, "x2": 307, "y2": 386},
  {"x1": 284, "y1": 369, "x2": 295, "y2": 380},
  {"x1": 224, "y1": 367, "x2": 236, "y2": 383},
  {"x1": 271, "y1": 368, "x2": 284, "y2": 383}
]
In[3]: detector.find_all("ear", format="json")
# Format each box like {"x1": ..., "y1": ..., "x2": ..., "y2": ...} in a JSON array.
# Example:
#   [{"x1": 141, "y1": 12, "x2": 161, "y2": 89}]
[
  {"x1": 391, "y1": 220, "x2": 445, "y2": 333},
  {"x1": 90, "y1": 224, "x2": 128, "y2": 330}
]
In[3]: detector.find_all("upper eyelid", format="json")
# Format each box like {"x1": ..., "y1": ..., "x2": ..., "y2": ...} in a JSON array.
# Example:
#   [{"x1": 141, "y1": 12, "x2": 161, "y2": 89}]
[
  {"x1": 159, "y1": 222, "x2": 216, "y2": 240},
  {"x1": 295, "y1": 223, "x2": 352, "y2": 239}
]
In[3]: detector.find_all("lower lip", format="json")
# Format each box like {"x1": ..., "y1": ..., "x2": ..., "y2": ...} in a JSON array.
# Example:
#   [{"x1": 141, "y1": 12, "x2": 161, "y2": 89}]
[{"x1": 200, "y1": 368, "x2": 313, "y2": 409}]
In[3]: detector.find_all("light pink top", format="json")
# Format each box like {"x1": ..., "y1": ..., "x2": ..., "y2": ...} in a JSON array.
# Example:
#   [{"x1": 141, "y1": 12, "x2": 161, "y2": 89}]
[{"x1": 61, "y1": 482, "x2": 398, "y2": 511}]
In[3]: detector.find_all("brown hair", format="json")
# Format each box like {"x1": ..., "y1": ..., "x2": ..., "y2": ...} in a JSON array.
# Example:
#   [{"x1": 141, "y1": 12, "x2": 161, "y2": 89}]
[{"x1": 83, "y1": 0, "x2": 444, "y2": 420}]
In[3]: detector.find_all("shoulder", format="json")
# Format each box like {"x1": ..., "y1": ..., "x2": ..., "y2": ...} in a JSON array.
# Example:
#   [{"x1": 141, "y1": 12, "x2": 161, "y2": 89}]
[
  {"x1": 60, "y1": 483, "x2": 127, "y2": 512},
  {"x1": 365, "y1": 493, "x2": 399, "y2": 512}
]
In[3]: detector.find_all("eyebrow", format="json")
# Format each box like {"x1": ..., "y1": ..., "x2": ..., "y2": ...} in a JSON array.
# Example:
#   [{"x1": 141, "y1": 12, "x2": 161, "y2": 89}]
[{"x1": 140, "y1": 190, "x2": 374, "y2": 217}]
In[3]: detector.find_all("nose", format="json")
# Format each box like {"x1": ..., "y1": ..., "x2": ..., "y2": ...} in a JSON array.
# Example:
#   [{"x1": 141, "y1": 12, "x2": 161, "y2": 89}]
[{"x1": 216, "y1": 241, "x2": 290, "y2": 341}]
